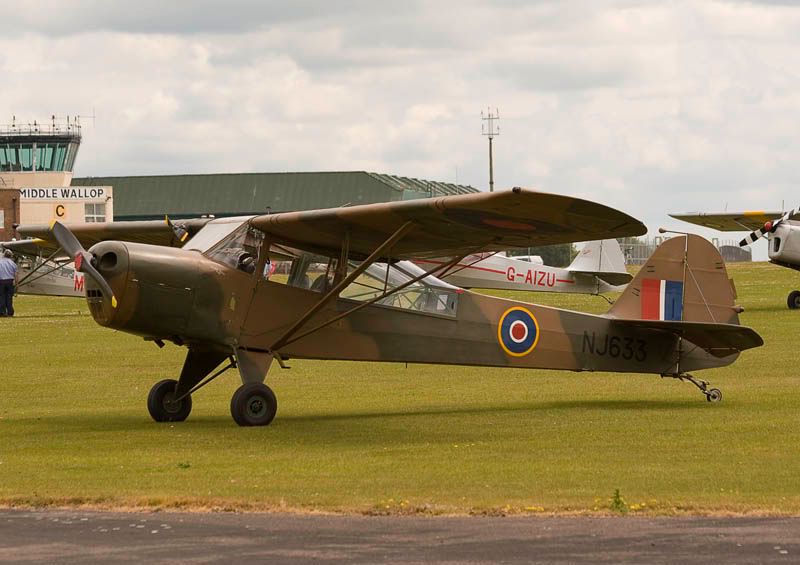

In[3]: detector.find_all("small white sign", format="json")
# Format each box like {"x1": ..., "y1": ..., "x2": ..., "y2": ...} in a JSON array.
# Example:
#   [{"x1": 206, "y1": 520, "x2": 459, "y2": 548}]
[{"x1": 20, "y1": 187, "x2": 108, "y2": 200}]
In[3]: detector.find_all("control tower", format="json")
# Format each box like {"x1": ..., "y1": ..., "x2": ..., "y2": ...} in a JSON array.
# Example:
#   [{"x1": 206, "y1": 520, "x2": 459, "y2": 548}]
[
  {"x1": 0, "y1": 115, "x2": 82, "y2": 190},
  {"x1": 0, "y1": 116, "x2": 112, "y2": 239}
]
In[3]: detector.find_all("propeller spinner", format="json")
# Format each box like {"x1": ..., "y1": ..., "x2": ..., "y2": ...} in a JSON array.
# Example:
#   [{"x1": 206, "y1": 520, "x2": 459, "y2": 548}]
[
  {"x1": 49, "y1": 221, "x2": 118, "y2": 308},
  {"x1": 739, "y1": 207, "x2": 798, "y2": 247}
]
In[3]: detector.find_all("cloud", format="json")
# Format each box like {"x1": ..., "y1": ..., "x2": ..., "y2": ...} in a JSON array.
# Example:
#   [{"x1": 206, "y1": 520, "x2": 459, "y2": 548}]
[
  {"x1": 3, "y1": 0, "x2": 800, "y2": 260},
  {"x1": 3, "y1": 1, "x2": 402, "y2": 36}
]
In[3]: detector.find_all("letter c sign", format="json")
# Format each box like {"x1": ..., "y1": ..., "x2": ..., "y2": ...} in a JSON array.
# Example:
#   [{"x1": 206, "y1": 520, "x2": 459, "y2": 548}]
[{"x1": 55, "y1": 204, "x2": 66, "y2": 218}]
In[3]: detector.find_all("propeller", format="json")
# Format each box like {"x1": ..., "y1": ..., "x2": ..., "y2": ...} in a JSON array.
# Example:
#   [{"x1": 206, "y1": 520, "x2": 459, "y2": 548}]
[
  {"x1": 49, "y1": 221, "x2": 117, "y2": 308},
  {"x1": 739, "y1": 206, "x2": 799, "y2": 247},
  {"x1": 165, "y1": 215, "x2": 189, "y2": 244}
]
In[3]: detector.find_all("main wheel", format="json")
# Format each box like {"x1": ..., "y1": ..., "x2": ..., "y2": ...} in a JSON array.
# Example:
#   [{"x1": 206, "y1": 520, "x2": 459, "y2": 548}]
[
  {"x1": 787, "y1": 290, "x2": 800, "y2": 309},
  {"x1": 147, "y1": 379, "x2": 192, "y2": 422},
  {"x1": 230, "y1": 383, "x2": 278, "y2": 427},
  {"x1": 706, "y1": 388, "x2": 722, "y2": 403}
]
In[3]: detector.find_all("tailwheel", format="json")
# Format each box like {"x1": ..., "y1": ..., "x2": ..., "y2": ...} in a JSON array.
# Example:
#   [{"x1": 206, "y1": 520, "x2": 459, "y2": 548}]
[
  {"x1": 663, "y1": 373, "x2": 722, "y2": 403},
  {"x1": 147, "y1": 379, "x2": 192, "y2": 422},
  {"x1": 787, "y1": 290, "x2": 800, "y2": 309},
  {"x1": 230, "y1": 383, "x2": 277, "y2": 427}
]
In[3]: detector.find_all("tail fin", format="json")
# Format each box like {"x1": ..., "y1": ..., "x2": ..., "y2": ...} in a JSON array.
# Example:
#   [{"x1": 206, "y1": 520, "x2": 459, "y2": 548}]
[
  {"x1": 607, "y1": 234, "x2": 740, "y2": 324},
  {"x1": 567, "y1": 239, "x2": 631, "y2": 286}
]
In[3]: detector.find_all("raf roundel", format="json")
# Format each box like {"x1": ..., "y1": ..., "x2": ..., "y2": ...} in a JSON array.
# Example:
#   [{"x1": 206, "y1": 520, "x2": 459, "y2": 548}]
[{"x1": 497, "y1": 306, "x2": 540, "y2": 357}]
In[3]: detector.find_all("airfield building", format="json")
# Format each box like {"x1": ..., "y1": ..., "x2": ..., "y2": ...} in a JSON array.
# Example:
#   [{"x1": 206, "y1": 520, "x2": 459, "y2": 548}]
[
  {"x1": 71, "y1": 172, "x2": 478, "y2": 221},
  {"x1": 0, "y1": 117, "x2": 112, "y2": 239}
]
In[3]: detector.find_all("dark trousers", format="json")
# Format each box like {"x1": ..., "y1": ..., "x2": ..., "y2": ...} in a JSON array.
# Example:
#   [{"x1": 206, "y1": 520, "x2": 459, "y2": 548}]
[{"x1": 0, "y1": 280, "x2": 14, "y2": 316}]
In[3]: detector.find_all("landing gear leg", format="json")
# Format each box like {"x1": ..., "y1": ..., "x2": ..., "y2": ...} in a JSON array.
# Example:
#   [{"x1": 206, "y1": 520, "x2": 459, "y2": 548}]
[
  {"x1": 230, "y1": 348, "x2": 278, "y2": 427},
  {"x1": 662, "y1": 373, "x2": 722, "y2": 402},
  {"x1": 147, "y1": 379, "x2": 192, "y2": 422},
  {"x1": 147, "y1": 349, "x2": 232, "y2": 423}
]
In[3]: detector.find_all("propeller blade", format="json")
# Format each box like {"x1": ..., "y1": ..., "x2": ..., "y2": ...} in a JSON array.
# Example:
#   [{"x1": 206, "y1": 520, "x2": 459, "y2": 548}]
[
  {"x1": 49, "y1": 219, "x2": 84, "y2": 259},
  {"x1": 165, "y1": 215, "x2": 189, "y2": 244},
  {"x1": 50, "y1": 221, "x2": 118, "y2": 308},
  {"x1": 739, "y1": 226, "x2": 767, "y2": 247},
  {"x1": 739, "y1": 206, "x2": 799, "y2": 247},
  {"x1": 772, "y1": 205, "x2": 798, "y2": 231}
]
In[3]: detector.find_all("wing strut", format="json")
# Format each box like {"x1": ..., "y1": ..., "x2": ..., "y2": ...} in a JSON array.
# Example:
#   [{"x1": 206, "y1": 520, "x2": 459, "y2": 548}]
[
  {"x1": 269, "y1": 221, "x2": 415, "y2": 351},
  {"x1": 13, "y1": 247, "x2": 65, "y2": 288}
]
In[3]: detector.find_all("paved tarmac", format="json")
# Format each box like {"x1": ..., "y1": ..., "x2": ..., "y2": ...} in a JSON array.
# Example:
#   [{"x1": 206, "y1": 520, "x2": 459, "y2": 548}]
[{"x1": 0, "y1": 509, "x2": 798, "y2": 563}]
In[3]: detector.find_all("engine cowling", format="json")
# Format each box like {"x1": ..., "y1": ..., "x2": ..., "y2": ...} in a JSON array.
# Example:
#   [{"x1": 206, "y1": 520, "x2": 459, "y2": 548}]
[
  {"x1": 767, "y1": 222, "x2": 800, "y2": 264},
  {"x1": 85, "y1": 241, "x2": 251, "y2": 346}
]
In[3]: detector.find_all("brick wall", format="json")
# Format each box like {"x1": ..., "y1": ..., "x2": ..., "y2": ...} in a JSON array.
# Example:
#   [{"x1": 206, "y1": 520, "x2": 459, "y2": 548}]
[{"x1": 0, "y1": 189, "x2": 20, "y2": 241}]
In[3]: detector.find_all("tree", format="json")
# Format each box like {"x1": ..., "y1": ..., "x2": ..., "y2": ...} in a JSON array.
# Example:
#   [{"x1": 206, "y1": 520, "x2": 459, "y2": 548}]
[{"x1": 507, "y1": 243, "x2": 577, "y2": 267}]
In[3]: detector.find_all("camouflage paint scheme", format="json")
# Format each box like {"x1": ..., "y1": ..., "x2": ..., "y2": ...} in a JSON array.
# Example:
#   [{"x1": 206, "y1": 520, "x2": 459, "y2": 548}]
[{"x1": 15, "y1": 189, "x2": 762, "y2": 425}]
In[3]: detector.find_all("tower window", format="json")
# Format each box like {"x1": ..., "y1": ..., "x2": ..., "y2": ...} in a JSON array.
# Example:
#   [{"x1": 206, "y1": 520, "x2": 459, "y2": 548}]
[{"x1": 85, "y1": 203, "x2": 106, "y2": 223}]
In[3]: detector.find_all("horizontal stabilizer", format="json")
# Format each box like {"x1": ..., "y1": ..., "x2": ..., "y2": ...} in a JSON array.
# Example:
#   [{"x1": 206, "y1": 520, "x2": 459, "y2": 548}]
[
  {"x1": 571, "y1": 271, "x2": 632, "y2": 286},
  {"x1": 611, "y1": 319, "x2": 763, "y2": 357}
]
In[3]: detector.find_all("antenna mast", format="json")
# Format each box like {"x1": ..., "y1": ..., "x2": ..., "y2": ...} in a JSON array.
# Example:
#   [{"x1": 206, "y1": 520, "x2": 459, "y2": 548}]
[{"x1": 481, "y1": 107, "x2": 500, "y2": 192}]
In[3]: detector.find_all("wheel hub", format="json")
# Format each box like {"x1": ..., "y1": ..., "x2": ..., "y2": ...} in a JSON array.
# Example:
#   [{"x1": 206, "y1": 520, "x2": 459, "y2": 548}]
[
  {"x1": 247, "y1": 396, "x2": 267, "y2": 417},
  {"x1": 162, "y1": 393, "x2": 182, "y2": 414}
]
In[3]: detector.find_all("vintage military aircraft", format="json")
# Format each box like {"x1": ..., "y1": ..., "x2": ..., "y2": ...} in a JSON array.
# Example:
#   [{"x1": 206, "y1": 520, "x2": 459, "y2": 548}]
[
  {"x1": 10, "y1": 189, "x2": 761, "y2": 426},
  {"x1": 670, "y1": 208, "x2": 800, "y2": 308},
  {"x1": 413, "y1": 239, "x2": 631, "y2": 295}
]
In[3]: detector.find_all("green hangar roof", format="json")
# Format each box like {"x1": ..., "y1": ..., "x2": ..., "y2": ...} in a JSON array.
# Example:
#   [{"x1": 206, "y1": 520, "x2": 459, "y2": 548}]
[{"x1": 71, "y1": 171, "x2": 480, "y2": 221}]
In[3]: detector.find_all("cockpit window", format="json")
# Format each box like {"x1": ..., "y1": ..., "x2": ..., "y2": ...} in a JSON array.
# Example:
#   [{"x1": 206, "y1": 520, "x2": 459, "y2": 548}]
[
  {"x1": 267, "y1": 248, "x2": 460, "y2": 317},
  {"x1": 205, "y1": 223, "x2": 265, "y2": 273},
  {"x1": 183, "y1": 217, "x2": 254, "y2": 253},
  {"x1": 340, "y1": 260, "x2": 459, "y2": 317}
]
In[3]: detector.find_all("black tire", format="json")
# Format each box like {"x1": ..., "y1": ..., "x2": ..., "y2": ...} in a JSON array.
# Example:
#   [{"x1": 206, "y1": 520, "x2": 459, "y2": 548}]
[
  {"x1": 706, "y1": 388, "x2": 722, "y2": 403},
  {"x1": 788, "y1": 290, "x2": 800, "y2": 310},
  {"x1": 230, "y1": 383, "x2": 277, "y2": 427},
  {"x1": 147, "y1": 379, "x2": 192, "y2": 422}
]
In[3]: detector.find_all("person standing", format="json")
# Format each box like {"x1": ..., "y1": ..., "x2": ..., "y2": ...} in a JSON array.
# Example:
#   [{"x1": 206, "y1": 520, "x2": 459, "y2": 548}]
[{"x1": 0, "y1": 250, "x2": 18, "y2": 317}]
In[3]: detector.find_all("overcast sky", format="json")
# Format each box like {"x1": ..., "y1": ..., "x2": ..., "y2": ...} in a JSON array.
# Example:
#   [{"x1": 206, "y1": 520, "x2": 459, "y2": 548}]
[{"x1": 3, "y1": 0, "x2": 799, "y2": 253}]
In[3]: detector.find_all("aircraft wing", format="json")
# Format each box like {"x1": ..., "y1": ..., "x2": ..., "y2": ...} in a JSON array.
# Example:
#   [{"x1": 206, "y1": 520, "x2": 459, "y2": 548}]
[
  {"x1": 0, "y1": 239, "x2": 58, "y2": 258},
  {"x1": 669, "y1": 211, "x2": 785, "y2": 231},
  {"x1": 251, "y1": 188, "x2": 646, "y2": 260},
  {"x1": 612, "y1": 319, "x2": 763, "y2": 357},
  {"x1": 9, "y1": 218, "x2": 213, "y2": 257}
]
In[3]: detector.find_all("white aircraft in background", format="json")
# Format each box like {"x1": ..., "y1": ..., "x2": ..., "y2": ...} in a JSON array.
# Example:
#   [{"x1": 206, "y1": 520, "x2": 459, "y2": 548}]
[
  {"x1": 413, "y1": 239, "x2": 632, "y2": 295},
  {"x1": 670, "y1": 207, "x2": 800, "y2": 308},
  {"x1": 14, "y1": 255, "x2": 84, "y2": 297}
]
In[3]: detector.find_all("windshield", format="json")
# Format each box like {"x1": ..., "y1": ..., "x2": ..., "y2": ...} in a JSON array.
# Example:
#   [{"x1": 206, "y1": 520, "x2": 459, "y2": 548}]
[
  {"x1": 204, "y1": 223, "x2": 265, "y2": 273},
  {"x1": 183, "y1": 216, "x2": 254, "y2": 253}
]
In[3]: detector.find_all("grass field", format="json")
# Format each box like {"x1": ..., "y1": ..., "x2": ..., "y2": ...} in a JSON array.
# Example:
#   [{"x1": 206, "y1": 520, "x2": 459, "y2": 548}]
[{"x1": 1, "y1": 262, "x2": 798, "y2": 515}]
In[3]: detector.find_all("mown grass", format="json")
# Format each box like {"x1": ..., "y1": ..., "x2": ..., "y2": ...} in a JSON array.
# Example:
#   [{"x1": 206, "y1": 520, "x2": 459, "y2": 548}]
[{"x1": 0, "y1": 262, "x2": 798, "y2": 515}]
